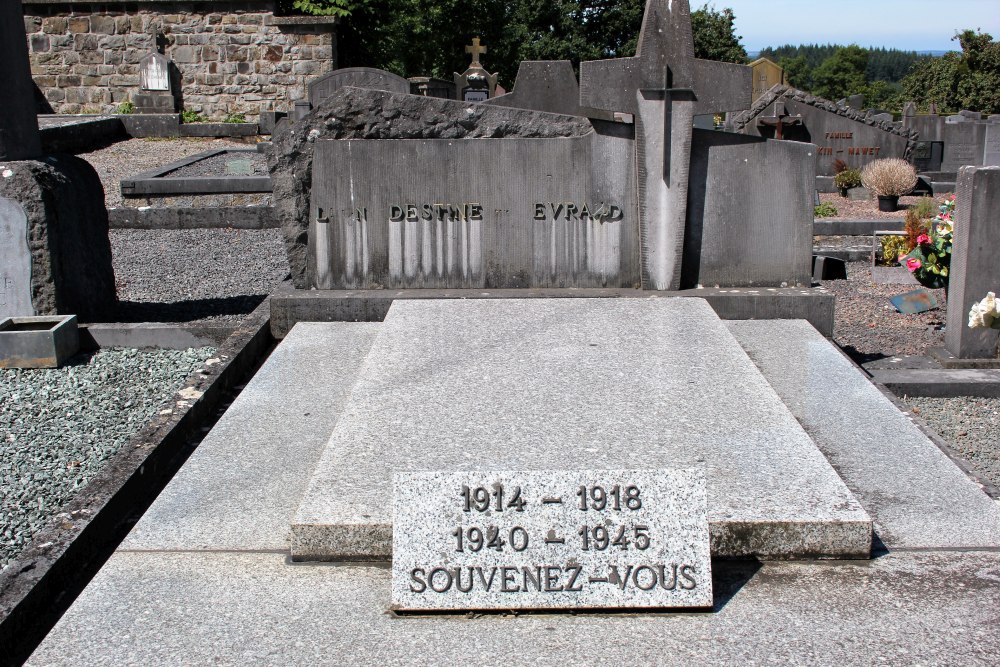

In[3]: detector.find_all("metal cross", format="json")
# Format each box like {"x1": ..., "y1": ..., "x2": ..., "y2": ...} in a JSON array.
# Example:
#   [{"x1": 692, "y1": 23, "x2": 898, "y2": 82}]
[{"x1": 465, "y1": 37, "x2": 487, "y2": 66}]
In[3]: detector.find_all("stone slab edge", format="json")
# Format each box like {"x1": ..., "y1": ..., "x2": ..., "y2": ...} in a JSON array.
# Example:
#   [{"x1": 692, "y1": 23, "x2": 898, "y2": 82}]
[
  {"x1": 79, "y1": 323, "x2": 235, "y2": 350},
  {"x1": 107, "y1": 206, "x2": 277, "y2": 230},
  {"x1": 268, "y1": 285, "x2": 835, "y2": 339},
  {"x1": 814, "y1": 220, "x2": 905, "y2": 235},
  {"x1": 0, "y1": 299, "x2": 276, "y2": 666},
  {"x1": 861, "y1": 366, "x2": 1000, "y2": 504},
  {"x1": 871, "y1": 369, "x2": 1000, "y2": 398}
]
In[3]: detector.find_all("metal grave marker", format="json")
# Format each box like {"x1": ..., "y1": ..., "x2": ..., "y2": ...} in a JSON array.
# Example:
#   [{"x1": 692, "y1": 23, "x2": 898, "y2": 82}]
[{"x1": 391, "y1": 469, "x2": 712, "y2": 611}]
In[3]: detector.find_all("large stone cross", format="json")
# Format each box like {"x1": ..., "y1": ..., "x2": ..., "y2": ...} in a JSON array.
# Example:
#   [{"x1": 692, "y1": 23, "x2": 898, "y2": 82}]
[
  {"x1": 0, "y1": 0, "x2": 42, "y2": 160},
  {"x1": 579, "y1": 0, "x2": 749, "y2": 290},
  {"x1": 465, "y1": 37, "x2": 487, "y2": 67}
]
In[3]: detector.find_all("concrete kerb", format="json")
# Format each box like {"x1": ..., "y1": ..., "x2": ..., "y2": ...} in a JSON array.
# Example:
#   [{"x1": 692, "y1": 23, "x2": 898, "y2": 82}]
[
  {"x1": 268, "y1": 284, "x2": 836, "y2": 339},
  {"x1": 120, "y1": 147, "x2": 271, "y2": 197},
  {"x1": 814, "y1": 219, "x2": 905, "y2": 235},
  {"x1": 0, "y1": 300, "x2": 276, "y2": 666},
  {"x1": 107, "y1": 206, "x2": 277, "y2": 230},
  {"x1": 79, "y1": 323, "x2": 235, "y2": 350}
]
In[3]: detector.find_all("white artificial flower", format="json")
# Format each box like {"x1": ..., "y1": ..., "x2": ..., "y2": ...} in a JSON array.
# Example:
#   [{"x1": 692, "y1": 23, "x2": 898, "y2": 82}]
[{"x1": 969, "y1": 292, "x2": 999, "y2": 328}]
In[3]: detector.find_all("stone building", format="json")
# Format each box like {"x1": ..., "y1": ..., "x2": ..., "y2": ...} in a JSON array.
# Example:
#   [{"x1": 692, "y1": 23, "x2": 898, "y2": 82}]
[{"x1": 22, "y1": 1, "x2": 338, "y2": 120}]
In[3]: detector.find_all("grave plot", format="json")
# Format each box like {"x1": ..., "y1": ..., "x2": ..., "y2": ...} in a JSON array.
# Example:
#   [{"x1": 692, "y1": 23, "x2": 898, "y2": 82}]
[{"x1": 120, "y1": 147, "x2": 272, "y2": 207}]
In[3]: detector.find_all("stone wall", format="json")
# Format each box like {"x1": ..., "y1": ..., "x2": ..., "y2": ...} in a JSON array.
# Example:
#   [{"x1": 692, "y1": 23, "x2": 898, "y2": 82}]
[{"x1": 22, "y1": 1, "x2": 337, "y2": 119}]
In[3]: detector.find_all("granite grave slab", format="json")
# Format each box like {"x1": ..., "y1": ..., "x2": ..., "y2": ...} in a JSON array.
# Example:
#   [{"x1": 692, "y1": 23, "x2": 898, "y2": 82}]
[
  {"x1": 292, "y1": 298, "x2": 872, "y2": 561},
  {"x1": 391, "y1": 469, "x2": 712, "y2": 611}
]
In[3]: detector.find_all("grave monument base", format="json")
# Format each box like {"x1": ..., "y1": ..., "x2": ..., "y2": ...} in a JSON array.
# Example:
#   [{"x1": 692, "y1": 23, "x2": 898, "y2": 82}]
[{"x1": 0, "y1": 155, "x2": 116, "y2": 321}]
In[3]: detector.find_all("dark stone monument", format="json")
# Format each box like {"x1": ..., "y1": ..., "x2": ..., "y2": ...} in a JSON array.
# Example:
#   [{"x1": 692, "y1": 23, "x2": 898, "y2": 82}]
[
  {"x1": 294, "y1": 67, "x2": 411, "y2": 120},
  {"x1": 945, "y1": 166, "x2": 1000, "y2": 358},
  {"x1": 984, "y1": 124, "x2": 1000, "y2": 167},
  {"x1": 0, "y1": 0, "x2": 116, "y2": 320},
  {"x1": 941, "y1": 120, "x2": 987, "y2": 171},
  {"x1": 454, "y1": 38, "x2": 499, "y2": 102},
  {"x1": 270, "y1": 0, "x2": 811, "y2": 293},
  {"x1": 133, "y1": 50, "x2": 177, "y2": 114},
  {"x1": 0, "y1": 0, "x2": 41, "y2": 161},
  {"x1": 913, "y1": 141, "x2": 944, "y2": 173},
  {"x1": 732, "y1": 86, "x2": 916, "y2": 176},
  {"x1": 484, "y1": 61, "x2": 613, "y2": 120},
  {"x1": 408, "y1": 77, "x2": 456, "y2": 100}
]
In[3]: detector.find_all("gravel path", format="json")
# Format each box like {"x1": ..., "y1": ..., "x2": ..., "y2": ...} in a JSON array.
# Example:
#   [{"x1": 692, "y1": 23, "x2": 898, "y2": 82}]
[
  {"x1": 820, "y1": 262, "x2": 947, "y2": 359},
  {"x1": 903, "y1": 397, "x2": 1000, "y2": 491},
  {"x1": 80, "y1": 137, "x2": 254, "y2": 208},
  {"x1": 816, "y1": 193, "x2": 944, "y2": 221},
  {"x1": 1, "y1": 347, "x2": 214, "y2": 570},
  {"x1": 110, "y1": 228, "x2": 290, "y2": 323}
]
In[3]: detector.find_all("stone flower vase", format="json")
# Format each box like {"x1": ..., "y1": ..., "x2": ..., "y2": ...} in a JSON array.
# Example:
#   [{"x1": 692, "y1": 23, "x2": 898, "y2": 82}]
[{"x1": 877, "y1": 195, "x2": 899, "y2": 212}]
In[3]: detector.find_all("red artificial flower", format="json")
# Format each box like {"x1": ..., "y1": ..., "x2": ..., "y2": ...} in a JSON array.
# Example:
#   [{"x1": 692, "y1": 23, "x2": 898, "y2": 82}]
[
  {"x1": 906, "y1": 257, "x2": 922, "y2": 272},
  {"x1": 916, "y1": 233, "x2": 931, "y2": 245}
]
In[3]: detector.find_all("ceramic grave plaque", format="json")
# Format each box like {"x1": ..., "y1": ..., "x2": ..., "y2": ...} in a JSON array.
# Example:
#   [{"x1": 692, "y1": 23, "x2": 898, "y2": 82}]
[
  {"x1": 391, "y1": 469, "x2": 712, "y2": 611},
  {"x1": 0, "y1": 197, "x2": 33, "y2": 317}
]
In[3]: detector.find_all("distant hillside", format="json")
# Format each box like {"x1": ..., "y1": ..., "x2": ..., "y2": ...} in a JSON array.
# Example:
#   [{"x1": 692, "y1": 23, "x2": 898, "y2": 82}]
[{"x1": 754, "y1": 45, "x2": 933, "y2": 84}]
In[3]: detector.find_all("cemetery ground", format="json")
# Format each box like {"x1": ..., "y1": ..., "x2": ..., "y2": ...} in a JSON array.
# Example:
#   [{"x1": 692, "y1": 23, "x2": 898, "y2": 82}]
[{"x1": 3, "y1": 145, "x2": 1000, "y2": 662}]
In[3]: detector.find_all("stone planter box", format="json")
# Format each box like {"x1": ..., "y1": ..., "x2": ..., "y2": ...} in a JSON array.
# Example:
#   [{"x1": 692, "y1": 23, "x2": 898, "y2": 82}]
[{"x1": 0, "y1": 315, "x2": 79, "y2": 369}]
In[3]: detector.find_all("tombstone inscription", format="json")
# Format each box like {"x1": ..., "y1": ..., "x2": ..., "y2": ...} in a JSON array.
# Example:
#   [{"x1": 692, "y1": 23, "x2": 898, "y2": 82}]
[
  {"x1": 134, "y1": 51, "x2": 176, "y2": 114},
  {"x1": 0, "y1": 197, "x2": 33, "y2": 318},
  {"x1": 391, "y1": 469, "x2": 713, "y2": 611}
]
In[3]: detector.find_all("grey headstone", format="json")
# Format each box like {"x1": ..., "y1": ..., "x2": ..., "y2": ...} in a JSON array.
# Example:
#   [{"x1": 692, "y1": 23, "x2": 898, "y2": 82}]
[
  {"x1": 0, "y1": 197, "x2": 33, "y2": 317},
  {"x1": 391, "y1": 469, "x2": 713, "y2": 611},
  {"x1": 941, "y1": 121, "x2": 987, "y2": 171},
  {"x1": 945, "y1": 114, "x2": 967, "y2": 124},
  {"x1": 959, "y1": 110, "x2": 982, "y2": 121},
  {"x1": 903, "y1": 101, "x2": 917, "y2": 117},
  {"x1": 482, "y1": 61, "x2": 613, "y2": 120},
  {"x1": 945, "y1": 166, "x2": 1000, "y2": 358},
  {"x1": 742, "y1": 96, "x2": 910, "y2": 176},
  {"x1": 847, "y1": 94, "x2": 864, "y2": 109},
  {"x1": 989, "y1": 114, "x2": 1000, "y2": 123},
  {"x1": 139, "y1": 52, "x2": 171, "y2": 92},
  {"x1": 308, "y1": 67, "x2": 410, "y2": 108},
  {"x1": 0, "y1": 0, "x2": 42, "y2": 160},
  {"x1": 683, "y1": 130, "x2": 813, "y2": 288},
  {"x1": 984, "y1": 124, "x2": 1000, "y2": 167},
  {"x1": 309, "y1": 132, "x2": 638, "y2": 289}
]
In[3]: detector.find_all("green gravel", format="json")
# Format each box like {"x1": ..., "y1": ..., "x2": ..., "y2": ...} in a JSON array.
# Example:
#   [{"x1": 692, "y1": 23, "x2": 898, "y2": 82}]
[{"x1": 1, "y1": 347, "x2": 214, "y2": 570}]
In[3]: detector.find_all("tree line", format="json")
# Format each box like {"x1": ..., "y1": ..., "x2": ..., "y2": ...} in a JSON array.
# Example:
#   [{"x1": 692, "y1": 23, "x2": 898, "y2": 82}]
[{"x1": 281, "y1": 1, "x2": 1000, "y2": 114}]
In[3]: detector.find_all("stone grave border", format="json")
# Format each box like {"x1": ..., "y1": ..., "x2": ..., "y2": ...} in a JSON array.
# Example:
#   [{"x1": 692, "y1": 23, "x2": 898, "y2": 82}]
[
  {"x1": 0, "y1": 300, "x2": 276, "y2": 665},
  {"x1": 120, "y1": 147, "x2": 272, "y2": 196}
]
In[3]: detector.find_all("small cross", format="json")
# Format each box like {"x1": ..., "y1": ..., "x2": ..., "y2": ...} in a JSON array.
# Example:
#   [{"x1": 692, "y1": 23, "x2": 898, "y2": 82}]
[{"x1": 465, "y1": 37, "x2": 487, "y2": 66}]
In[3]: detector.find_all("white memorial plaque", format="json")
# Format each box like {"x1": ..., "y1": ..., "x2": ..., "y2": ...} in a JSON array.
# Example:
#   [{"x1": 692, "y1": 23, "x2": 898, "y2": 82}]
[
  {"x1": 0, "y1": 197, "x2": 33, "y2": 317},
  {"x1": 392, "y1": 469, "x2": 712, "y2": 611},
  {"x1": 140, "y1": 52, "x2": 170, "y2": 92}
]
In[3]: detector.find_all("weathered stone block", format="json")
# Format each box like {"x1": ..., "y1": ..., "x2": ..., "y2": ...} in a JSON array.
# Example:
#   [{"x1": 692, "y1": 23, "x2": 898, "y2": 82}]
[
  {"x1": 42, "y1": 17, "x2": 66, "y2": 34},
  {"x1": 173, "y1": 46, "x2": 198, "y2": 64},
  {"x1": 90, "y1": 15, "x2": 116, "y2": 35},
  {"x1": 68, "y1": 17, "x2": 90, "y2": 34},
  {"x1": 30, "y1": 34, "x2": 50, "y2": 53},
  {"x1": 0, "y1": 156, "x2": 116, "y2": 320}
]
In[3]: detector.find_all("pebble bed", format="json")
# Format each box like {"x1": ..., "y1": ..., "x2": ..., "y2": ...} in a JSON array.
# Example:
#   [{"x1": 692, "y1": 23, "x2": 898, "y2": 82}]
[
  {"x1": 80, "y1": 137, "x2": 253, "y2": 208},
  {"x1": 110, "y1": 227, "x2": 290, "y2": 323},
  {"x1": 816, "y1": 193, "x2": 943, "y2": 221},
  {"x1": 1, "y1": 347, "x2": 214, "y2": 571},
  {"x1": 903, "y1": 397, "x2": 1000, "y2": 491},
  {"x1": 164, "y1": 151, "x2": 268, "y2": 178}
]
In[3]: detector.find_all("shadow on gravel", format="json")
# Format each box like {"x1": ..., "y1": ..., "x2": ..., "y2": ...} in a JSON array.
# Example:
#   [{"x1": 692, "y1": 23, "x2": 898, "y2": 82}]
[
  {"x1": 113, "y1": 295, "x2": 267, "y2": 323},
  {"x1": 840, "y1": 346, "x2": 890, "y2": 367}
]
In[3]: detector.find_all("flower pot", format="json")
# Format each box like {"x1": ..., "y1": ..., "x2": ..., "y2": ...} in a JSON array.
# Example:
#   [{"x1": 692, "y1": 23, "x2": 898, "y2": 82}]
[{"x1": 877, "y1": 195, "x2": 899, "y2": 212}]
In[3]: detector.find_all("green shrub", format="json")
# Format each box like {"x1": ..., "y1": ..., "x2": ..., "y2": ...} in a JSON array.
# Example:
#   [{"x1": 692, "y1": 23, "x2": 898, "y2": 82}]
[
  {"x1": 833, "y1": 168, "x2": 862, "y2": 191},
  {"x1": 814, "y1": 202, "x2": 839, "y2": 218},
  {"x1": 181, "y1": 109, "x2": 206, "y2": 123},
  {"x1": 879, "y1": 235, "x2": 909, "y2": 266},
  {"x1": 116, "y1": 101, "x2": 135, "y2": 115},
  {"x1": 912, "y1": 196, "x2": 936, "y2": 221},
  {"x1": 223, "y1": 112, "x2": 247, "y2": 124}
]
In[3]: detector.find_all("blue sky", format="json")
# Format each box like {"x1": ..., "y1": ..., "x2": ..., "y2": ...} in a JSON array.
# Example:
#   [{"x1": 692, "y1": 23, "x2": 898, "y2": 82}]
[{"x1": 712, "y1": 0, "x2": 1000, "y2": 51}]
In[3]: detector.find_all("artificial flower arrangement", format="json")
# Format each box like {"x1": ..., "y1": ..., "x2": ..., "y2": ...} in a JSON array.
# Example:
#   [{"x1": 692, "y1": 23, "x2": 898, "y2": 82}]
[
  {"x1": 901, "y1": 195, "x2": 956, "y2": 290},
  {"x1": 968, "y1": 292, "x2": 1000, "y2": 330}
]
